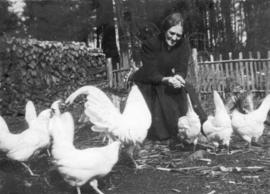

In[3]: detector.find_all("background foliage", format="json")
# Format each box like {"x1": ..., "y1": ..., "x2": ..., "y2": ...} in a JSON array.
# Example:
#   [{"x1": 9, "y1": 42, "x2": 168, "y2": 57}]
[{"x1": 2, "y1": 0, "x2": 270, "y2": 60}]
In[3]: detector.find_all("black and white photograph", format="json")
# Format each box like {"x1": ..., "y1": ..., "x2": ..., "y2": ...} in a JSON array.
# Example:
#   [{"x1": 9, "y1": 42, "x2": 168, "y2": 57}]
[{"x1": 1, "y1": 0, "x2": 270, "y2": 193}]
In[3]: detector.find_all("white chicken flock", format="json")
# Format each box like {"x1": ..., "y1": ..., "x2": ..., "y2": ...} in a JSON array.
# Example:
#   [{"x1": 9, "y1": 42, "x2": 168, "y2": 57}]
[{"x1": 1, "y1": 84, "x2": 270, "y2": 194}]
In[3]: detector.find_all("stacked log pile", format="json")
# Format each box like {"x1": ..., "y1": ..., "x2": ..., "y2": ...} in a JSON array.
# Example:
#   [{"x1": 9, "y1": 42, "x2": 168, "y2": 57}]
[{"x1": 0, "y1": 36, "x2": 108, "y2": 116}]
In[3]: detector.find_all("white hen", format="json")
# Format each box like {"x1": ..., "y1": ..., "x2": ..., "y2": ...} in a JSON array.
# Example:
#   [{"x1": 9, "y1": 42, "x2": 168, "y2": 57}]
[
  {"x1": 0, "y1": 101, "x2": 51, "y2": 175},
  {"x1": 177, "y1": 93, "x2": 201, "y2": 151},
  {"x1": 65, "y1": 84, "x2": 152, "y2": 168},
  {"x1": 231, "y1": 94, "x2": 270, "y2": 148},
  {"x1": 49, "y1": 108, "x2": 120, "y2": 194},
  {"x1": 202, "y1": 91, "x2": 233, "y2": 152}
]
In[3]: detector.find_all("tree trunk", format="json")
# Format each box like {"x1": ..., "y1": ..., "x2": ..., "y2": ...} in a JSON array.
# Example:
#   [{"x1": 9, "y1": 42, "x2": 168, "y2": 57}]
[{"x1": 112, "y1": 0, "x2": 122, "y2": 67}]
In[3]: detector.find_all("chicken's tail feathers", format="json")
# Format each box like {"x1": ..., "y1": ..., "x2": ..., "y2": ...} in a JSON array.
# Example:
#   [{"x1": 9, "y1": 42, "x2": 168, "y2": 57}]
[
  {"x1": 25, "y1": 100, "x2": 37, "y2": 126},
  {"x1": 122, "y1": 84, "x2": 152, "y2": 127},
  {"x1": 0, "y1": 116, "x2": 9, "y2": 133},
  {"x1": 186, "y1": 93, "x2": 195, "y2": 114},
  {"x1": 120, "y1": 84, "x2": 152, "y2": 140},
  {"x1": 257, "y1": 94, "x2": 270, "y2": 110},
  {"x1": 65, "y1": 85, "x2": 100, "y2": 105},
  {"x1": 213, "y1": 91, "x2": 227, "y2": 111}
]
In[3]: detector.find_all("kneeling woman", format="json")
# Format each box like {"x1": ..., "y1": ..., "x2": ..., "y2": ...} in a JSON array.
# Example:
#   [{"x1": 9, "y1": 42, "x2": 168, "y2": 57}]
[{"x1": 132, "y1": 12, "x2": 207, "y2": 141}]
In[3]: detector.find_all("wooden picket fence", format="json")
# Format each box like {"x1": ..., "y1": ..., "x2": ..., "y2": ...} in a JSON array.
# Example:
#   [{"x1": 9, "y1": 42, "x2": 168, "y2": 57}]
[
  {"x1": 106, "y1": 50, "x2": 270, "y2": 99},
  {"x1": 197, "y1": 51, "x2": 270, "y2": 99}
]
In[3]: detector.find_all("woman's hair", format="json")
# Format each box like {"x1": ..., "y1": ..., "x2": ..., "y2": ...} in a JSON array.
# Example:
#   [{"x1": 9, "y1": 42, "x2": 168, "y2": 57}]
[{"x1": 161, "y1": 12, "x2": 184, "y2": 33}]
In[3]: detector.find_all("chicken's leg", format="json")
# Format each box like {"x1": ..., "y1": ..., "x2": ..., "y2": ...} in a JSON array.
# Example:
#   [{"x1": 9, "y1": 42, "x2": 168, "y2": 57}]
[
  {"x1": 243, "y1": 136, "x2": 253, "y2": 150},
  {"x1": 213, "y1": 142, "x2": 219, "y2": 153},
  {"x1": 21, "y1": 162, "x2": 39, "y2": 176},
  {"x1": 127, "y1": 144, "x2": 148, "y2": 169},
  {"x1": 89, "y1": 179, "x2": 104, "y2": 194},
  {"x1": 76, "y1": 186, "x2": 81, "y2": 194},
  {"x1": 251, "y1": 140, "x2": 263, "y2": 147},
  {"x1": 193, "y1": 138, "x2": 198, "y2": 152},
  {"x1": 226, "y1": 144, "x2": 231, "y2": 154}
]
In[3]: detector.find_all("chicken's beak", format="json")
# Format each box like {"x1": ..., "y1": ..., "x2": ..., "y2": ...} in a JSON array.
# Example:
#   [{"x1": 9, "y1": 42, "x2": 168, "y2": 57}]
[
  {"x1": 57, "y1": 99, "x2": 69, "y2": 112},
  {"x1": 60, "y1": 101, "x2": 67, "y2": 109},
  {"x1": 61, "y1": 101, "x2": 72, "y2": 112},
  {"x1": 50, "y1": 99, "x2": 66, "y2": 117}
]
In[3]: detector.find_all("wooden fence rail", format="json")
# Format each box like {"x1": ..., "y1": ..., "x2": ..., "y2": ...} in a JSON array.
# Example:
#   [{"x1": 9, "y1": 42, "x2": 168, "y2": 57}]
[{"x1": 106, "y1": 50, "x2": 270, "y2": 99}]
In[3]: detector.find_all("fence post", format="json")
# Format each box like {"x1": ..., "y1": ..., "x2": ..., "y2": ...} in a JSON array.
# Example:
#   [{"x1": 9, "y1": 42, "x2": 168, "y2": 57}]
[
  {"x1": 106, "y1": 58, "x2": 113, "y2": 88},
  {"x1": 209, "y1": 54, "x2": 215, "y2": 93},
  {"x1": 267, "y1": 51, "x2": 270, "y2": 94},
  {"x1": 191, "y1": 48, "x2": 200, "y2": 93},
  {"x1": 228, "y1": 52, "x2": 233, "y2": 80},
  {"x1": 218, "y1": 54, "x2": 225, "y2": 98},
  {"x1": 239, "y1": 52, "x2": 245, "y2": 90},
  {"x1": 210, "y1": 54, "x2": 214, "y2": 62},
  {"x1": 256, "y1": 51, "x2": 261, "y2": 92},
  {"x1": 248, "y1": 51, "x2": 255, "y2": 91}
]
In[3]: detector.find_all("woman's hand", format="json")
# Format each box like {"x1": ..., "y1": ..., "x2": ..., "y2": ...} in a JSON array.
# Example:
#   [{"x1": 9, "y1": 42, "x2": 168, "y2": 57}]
[
  {"x1": 162, "y1": 76, "x2": 183, "y2": 88},
  {"x1": 170, "y1": 77, "x2": 184, "y2": 88},
  {"x1": 173, "y1": 74, "x2": 185, "y2": 86}
]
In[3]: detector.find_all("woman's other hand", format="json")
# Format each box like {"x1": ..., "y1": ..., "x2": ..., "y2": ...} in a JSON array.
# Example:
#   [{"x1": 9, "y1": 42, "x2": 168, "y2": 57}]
[{"x1": 162, "y1": 76, "x2": 183, "y2": 88}]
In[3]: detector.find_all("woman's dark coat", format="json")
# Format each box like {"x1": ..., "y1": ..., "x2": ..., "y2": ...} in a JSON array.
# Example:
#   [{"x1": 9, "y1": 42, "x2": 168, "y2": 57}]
[{"x1": 133, "y1": 35, "x2": 206, "y2": 140}]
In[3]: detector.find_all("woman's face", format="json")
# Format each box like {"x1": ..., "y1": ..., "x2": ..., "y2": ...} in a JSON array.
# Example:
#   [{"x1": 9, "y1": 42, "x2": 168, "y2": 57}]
[{"x1": 165, "y1": 24, "x2": 183, "y2": 47}]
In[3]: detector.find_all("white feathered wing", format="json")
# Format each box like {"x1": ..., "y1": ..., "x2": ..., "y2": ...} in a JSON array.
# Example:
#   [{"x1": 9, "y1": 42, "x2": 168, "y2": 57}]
[{"x1": 65, "y1": 84, "x2": 152, "y2": 144}]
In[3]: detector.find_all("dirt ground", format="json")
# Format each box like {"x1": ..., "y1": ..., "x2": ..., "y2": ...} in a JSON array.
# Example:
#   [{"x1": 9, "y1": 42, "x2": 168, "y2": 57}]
[{"x1": 1, "y1": 115, "x2": 270, "y2": 194}]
